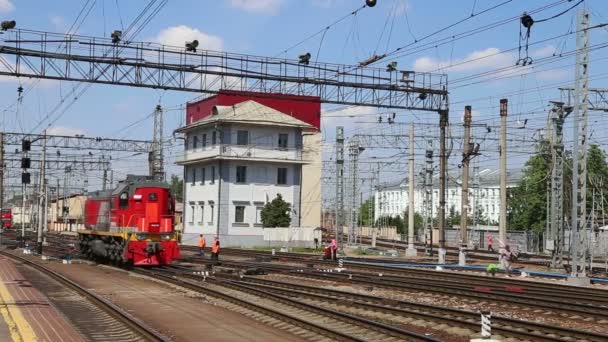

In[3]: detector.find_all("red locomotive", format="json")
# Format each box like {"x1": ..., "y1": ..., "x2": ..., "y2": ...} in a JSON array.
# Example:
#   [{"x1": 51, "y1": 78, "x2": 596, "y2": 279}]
[
  {"x1": 1, "y1": 208, "x2": 12, "y2": 229},
  {"x1": 79, "y1": 175, "x2": 180, "y2": 266}
]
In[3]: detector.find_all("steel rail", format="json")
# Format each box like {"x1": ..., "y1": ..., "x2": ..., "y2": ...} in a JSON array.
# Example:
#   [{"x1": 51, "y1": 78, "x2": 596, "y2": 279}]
[
  {"x1": 0, "y1": 250, "x2": 169, "y2": 342},
  {"x1": 138, "y1": 267, "x2": 441, "y2": 341},
  {"x1": 236, "y1": 276, "x2": 608, "y2": 342}
]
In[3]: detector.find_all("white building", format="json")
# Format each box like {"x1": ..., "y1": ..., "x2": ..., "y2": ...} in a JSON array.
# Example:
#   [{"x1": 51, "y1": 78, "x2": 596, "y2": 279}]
[
  {"x1": 175, "y1": 100, "x2": 319, "y2": 247},
  {"x1": 374, "y1": 169, "x2": 520, "y2": 224}
]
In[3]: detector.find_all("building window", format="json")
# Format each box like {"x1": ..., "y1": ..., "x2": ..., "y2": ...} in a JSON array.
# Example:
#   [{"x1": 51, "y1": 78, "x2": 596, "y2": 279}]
[
  {"x1": 209, "y1": 203, "x2": 215, "y2": 224},
  {"x1": 198, "y1": 202, "x2": 204, "y2": 224},
  {"x1": 202, "y1": 134, "x2": 207, "y2": 148},
  {"x1": 236, "y1": 166, "x2": 247, "y2": 183},
  {"x1": 212, "y1": 131, "x2": 217, "y2": 145},
  {"x1": 278, "y1": 133, "x2": 288, "y2": 149},
  {"x1": 193, "y1": 136, "x2": 198, "y2": 149},
  {"x1": 256, "y1": 206, "x2": 263, "y2": 224},
  {"x1": 277, "y1": 167, "x2": 287, "y2": 185},
  {"x1": 211, "y1": 166, "x2": 216, "y2": 184},
  {"x1": 237, "y1": 130, "x2": 249, "y2": 145},
  {"x1": 119, "y1": 192, "x2": 129, "y2": 209},
  {"x1": 201, "y1": 168, "x2": 206, "y2": 185},
  {"x1": 235, "y1": 206, "x2": 245, "y2": 223},
  {"x1": 191, "y1": 168, "x2": 196, "y2": 185},
  {"x1": 189, "y1": 202, "x2": 195, "y2": 224}
]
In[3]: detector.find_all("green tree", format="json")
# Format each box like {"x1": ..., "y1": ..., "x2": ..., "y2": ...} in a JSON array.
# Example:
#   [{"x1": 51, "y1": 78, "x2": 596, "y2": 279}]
[
  {"x1": 447, "y1": 205, "x2": 461, "y2": 228},
  {"x1": 473, "y1": 205, "x2": 490, "y2": 225},
  {"x1": 358, "y1": 198, "x2": 375, "y2": 226},
  {"x1": 507, "y1": 151, "x2": 550, "y2": 232},
  {"x1": 261, "y1": 194, "x2": 291, "y2": 227},
  {"x1": 507, "y1": 144, "x2": 608, "y2": 232},
  {"x1": 169, "y1": 174, "x2": 183, "y2": 202},
  {"x1": 376, "y1": 215, "x2": 405, "y2": 233},
  {"x1": 403, "y1": 208, "x2": 424, "y2": 234}
]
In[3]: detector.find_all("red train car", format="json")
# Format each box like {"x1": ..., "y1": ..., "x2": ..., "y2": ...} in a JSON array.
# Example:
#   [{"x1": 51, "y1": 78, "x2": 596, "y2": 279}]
[
  {"x1": 1, "y1": 208, "x2": 12, "y2": 229},
  {"x1": 78, "y1": 175, "x2": 180, "y2": 266}
]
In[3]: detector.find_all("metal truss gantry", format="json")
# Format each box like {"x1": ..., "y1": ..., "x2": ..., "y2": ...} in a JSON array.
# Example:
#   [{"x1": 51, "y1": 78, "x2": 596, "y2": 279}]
[
  {"x1": 0, "y1": 29, "x2": 448, "y2": 111},
  {"x1": 2, "y1": 131, "x2": 152, "y2": 152},
  {"x1": 3, "y1": 158, "x2": 110, "y2": 172},
  {"x1": 560, "y1": 87, "x2": 608, "y2": 112}
]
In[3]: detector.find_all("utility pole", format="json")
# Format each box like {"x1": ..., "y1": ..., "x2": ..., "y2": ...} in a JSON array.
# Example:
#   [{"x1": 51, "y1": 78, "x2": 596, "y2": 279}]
[
  {"x1": 406, "y1": 123, "x2": 417, "y2": 257},
  {"x1": 102, "y1": 166, "x2": 108, "y2": 191},
  {"x1": 348, "y1": 142, "x2": 362, "y2": 245},
  {"x1": 424, "y1": 140, "x2": 434, "y2": 256},
  {"x1": 335, "y1": 127, "x2": 345, "y2": 247},
  {"x1": 472, "y1": 165, "x2": 480, "y2": 246},
  {"x1": 152, "y1": 104, "x2": 165, "y2": 181},
  {"x1": 550, "y1": 101, "x2": 569, "y2": 268},
  {"x1": 43, "y1": 179, "x2": 48, "y2": 235},
  {"x1": 570, "y1": 9, "x2": 590, "y2": 285},
  {"x1": 460, "y1": 105, "x2": 472, "y2": 265},
  {"x1": 499, "y1": 99, "x2": 508, "y2": 246},
  {"x1": 36, "y1": 130, "x2": 46, "y2": 254},
  {"x1": 438, "y1": 110, "x2": 448, "y2": 263}
]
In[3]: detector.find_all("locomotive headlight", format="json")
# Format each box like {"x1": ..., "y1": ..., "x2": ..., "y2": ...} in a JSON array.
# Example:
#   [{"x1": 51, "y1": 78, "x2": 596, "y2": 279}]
[
  {"x1": 136, "y1": 233, "x2": 148, "y2": 241},
  {"x1": 161, "y1": 234, "x2": 172, "y2": 241}
]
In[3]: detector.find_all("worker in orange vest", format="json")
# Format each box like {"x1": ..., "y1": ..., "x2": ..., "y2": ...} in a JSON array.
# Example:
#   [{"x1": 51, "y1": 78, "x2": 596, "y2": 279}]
[
  {"x1": 211, "y1": 237, "x2": 220, "y2": 262},
  {"x1": 197, "y1": 234, "x2": 206, "y2": 257}
]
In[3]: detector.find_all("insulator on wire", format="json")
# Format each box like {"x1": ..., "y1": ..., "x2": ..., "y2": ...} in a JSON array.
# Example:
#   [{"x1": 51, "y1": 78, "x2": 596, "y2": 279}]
[{"x1": 520, "y1": 13, "x2": 534, "y2": 28}]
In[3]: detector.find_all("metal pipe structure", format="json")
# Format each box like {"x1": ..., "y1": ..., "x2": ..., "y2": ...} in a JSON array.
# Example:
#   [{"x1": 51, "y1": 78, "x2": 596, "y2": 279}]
[
  {"x1": 36, "y1": 131, "x2": 46, "y2": 254},
  {"x1": 406, "y1": 123, "x2": 417, "y2": 257},
  {"x1": 438, "y1": 110, "x2": 448, "y2": 264},
  {"x1": 569, "y1": 9, "x2": 590, "y2": 284},
  {"x1": 460, "y1": 106, "x2": 472, "y2": 265},
  {"x1": 499, "y1": 99, "x2": 508, "y2": 246}
]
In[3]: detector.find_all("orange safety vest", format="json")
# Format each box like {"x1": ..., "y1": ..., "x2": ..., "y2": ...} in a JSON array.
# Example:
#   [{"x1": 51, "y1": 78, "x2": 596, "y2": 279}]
[
  {"x1": 198, "y1": 237, "x2": 206, "y2": 248},
  {"x1": 211, "y1": 241, "x2": 220, "y2": 253}
]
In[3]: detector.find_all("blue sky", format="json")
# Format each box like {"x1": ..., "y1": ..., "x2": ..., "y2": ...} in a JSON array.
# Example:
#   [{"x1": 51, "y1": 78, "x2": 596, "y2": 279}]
[{"x1": 1, "y1": 0, "x2": 608, "y2": 193}]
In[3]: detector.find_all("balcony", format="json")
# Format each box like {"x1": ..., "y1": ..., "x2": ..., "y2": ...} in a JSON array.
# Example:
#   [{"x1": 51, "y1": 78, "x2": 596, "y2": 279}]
[{"x1": 175, "y1": 144, "x2": 306, "y2": 164}]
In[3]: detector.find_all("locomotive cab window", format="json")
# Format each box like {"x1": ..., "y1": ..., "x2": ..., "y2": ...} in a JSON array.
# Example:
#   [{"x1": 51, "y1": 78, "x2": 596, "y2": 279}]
[
  {"x1": 119, "y1": 192, "x2": 129, "y2": 209},
  {"x1": 148, "y1": 192, "x2": 158, "y2": 201}
]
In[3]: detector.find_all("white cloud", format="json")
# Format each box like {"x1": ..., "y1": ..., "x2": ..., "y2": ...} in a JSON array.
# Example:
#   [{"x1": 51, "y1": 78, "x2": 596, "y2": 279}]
[
  {"x1": 229, "y1": 0, "x2": 284, "y2": 15},
  {"x1": 311, "y1": 0, "x2": 342, "y2": 8},
  {"x1": 154, "y1": 25, "x2": 223, "y2": 51},
  {"x1": 531, "y1": 45, "x2": 556, "y2": 59},
  {"x1": 321, "y1": 106, "x2": 377, "y2": 127},
  {"x1": 50, "y1": 15, "x2": 66, "y2": 32},
  {"x1": 0, "y1": 0, "x2": 14, "y2": 13},
  {"x1": 536, "y1": 68, "x2": 568, "y2": 81},
  {"x1": 47, "y1": 126, "x2": 86, "y2": 136},
  {"x1": 414, "y1": 47, "x2": 513, "y2": 73}
]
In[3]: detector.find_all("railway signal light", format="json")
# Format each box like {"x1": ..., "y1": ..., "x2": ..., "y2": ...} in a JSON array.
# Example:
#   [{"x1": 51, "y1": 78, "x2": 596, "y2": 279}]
[
  {"x1": 298, "y1": 52, "x2": 311, "y2": 65},
  {"x1": 1, "y1": 20, "x2": 16, "y2": 31},
  {"x1": 111, "y1": 30, "x2": 122, "y2": 44},
  {"x1": 21, "y1": 171, "x2": 30, "y2": 184},
  {"x1": 22, "y1": 139, "x2": 31, "y2": 151},
  {"x1": 185, "y1": 40, "x2": 199, "y2": 52},
  {"x1": 21, "y1": 157, "x2": 30, "y2": 169}
]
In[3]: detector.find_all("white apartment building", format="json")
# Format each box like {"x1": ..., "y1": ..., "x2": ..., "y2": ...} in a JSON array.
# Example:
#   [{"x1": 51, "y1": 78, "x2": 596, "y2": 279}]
[
  {"x1": 175, "y1": 100, "x2": 315, "y2": 246},
  {"x1": 374, "y1": 169, "x2": 520, "y2": 224}
]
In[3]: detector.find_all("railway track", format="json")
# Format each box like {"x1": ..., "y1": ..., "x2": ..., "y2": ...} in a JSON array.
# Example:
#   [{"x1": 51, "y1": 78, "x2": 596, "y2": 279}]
[
  {"x1": 178, "y1": 255, "x2": 608, "y2": 322},
  {"x1": 147, "y1": 265, "x2": 608, "y2": 341},
  {"x1": 180, "y1": 246, "x2": 605, "y2": 297},
  {"x1": 136, "y1": 267, "x2": 440, "y2": 342},
  {"x1": 0, "y1": 250, "x2": 168, "y2": 342},
  {"x1": 233, "y1": 276, "x2": 608, "y2": 342}
]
